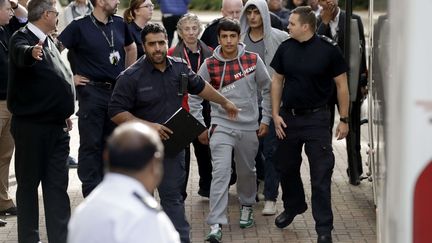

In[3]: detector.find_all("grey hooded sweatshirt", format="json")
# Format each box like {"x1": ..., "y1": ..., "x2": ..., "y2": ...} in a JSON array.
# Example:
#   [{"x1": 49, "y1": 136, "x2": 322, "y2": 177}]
[
  {"x1": 188, "y1": 43, "x2": 272, "y2": 131},
  {"x1": 240, "y1": 0, "x2": 289, "y2": 77}
]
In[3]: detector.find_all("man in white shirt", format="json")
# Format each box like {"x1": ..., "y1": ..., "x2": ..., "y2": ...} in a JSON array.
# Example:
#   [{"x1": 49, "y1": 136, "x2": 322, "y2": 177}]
[{"x1": 68, "y1": 122, "x2": 180, "y2": 243}]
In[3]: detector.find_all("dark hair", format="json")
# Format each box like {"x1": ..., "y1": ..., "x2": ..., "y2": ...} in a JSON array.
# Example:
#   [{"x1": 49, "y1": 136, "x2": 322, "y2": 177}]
[
  {"x1": 90, "y1": 0, "x2": 96, "y2": 7},
  {"x1": 217, "y1": 17, "x2": 241, "y2": 36},
  {"x1": 286, "y1": 0, "x2": 307, "y2": 10},
  {"x1": 140, "y1": 22, "x2": 167, "y2": 43},
  {"x1": 123, "y1": 0, "x2": 145, "y2": 23},
  {"x1": 291, "y1": 6, "x2": 316, "y2": 31},
  {"x1": 245, "y1": 4, "x2": 258, "y2": 12}
]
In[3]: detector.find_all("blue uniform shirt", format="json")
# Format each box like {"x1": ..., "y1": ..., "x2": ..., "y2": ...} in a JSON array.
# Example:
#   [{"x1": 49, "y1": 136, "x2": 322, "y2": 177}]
[
  {"x1": 58, "y1": 14, "x2": 134, "y2": 83},
  {"x1": 270, "y1": 34, "x2": 348, "y2": 109},
  {"x1": 109, "y1": 56, "x2": 206, "y2": 124}
]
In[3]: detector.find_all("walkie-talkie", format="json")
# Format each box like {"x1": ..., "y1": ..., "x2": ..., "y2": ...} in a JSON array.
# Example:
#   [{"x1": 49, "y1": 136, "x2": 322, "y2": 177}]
[{"x1": 178, "y1": 73, "x2": 188, "y2": 96}]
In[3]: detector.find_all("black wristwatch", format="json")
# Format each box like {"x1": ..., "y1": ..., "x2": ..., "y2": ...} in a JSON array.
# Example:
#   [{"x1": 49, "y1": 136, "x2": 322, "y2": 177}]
[{"x1": 340, "y1": 117, "x2": 349, "y2": 123}]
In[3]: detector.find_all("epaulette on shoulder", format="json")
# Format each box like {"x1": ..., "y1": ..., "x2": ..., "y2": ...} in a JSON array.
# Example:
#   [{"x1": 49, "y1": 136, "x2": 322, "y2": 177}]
[
  {"x1": 170, "y1": 56, "x2": 188, "y2": 65},
  {"x1": 133, "y1": 192, "x2": 162, "y2": 213},
  {"x1": 319, "y1": 35, "x2": 338, "y2": 46}
]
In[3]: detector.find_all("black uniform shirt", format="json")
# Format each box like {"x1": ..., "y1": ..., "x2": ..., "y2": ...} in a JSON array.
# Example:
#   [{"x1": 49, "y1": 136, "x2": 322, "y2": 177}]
[
  {"x1": 109, "y1": 56, "x2": 206, "y2": 124},
  {"x1": 58, "y1": 14, "x2": 134, "y2": 83},
  {"x1": 270, "y1": 34, "x2": 348, "y2": 109}
]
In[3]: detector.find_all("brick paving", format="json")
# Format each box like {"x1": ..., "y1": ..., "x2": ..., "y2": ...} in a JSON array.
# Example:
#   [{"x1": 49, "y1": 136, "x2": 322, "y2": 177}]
[{"x1": 0, "y1": 113, "x2": 376, "y2": 243}]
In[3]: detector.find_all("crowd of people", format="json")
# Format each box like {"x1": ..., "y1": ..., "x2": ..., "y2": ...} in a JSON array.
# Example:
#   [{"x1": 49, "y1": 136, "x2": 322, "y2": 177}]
[{"x1": 0, "y1": 0, "x2": 367, "y2": 242}]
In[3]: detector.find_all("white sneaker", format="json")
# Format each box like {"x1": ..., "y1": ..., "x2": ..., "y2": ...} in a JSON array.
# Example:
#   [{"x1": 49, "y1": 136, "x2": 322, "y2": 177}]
[
  {"x1": 239, "y1": 205, "x2": 254, "y2": 228},
  {"x1": 262, "y1": 200, "x2": 277, "y2": 215}
]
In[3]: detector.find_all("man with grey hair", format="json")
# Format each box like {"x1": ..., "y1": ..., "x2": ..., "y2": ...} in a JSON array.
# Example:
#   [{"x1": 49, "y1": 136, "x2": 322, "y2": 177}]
[
  {"x1": 8, "y1": 0, "x2": 75, "y2": 241},
  {"x1": 68, "y1": 122, "x2": 180, "y2": 243}
]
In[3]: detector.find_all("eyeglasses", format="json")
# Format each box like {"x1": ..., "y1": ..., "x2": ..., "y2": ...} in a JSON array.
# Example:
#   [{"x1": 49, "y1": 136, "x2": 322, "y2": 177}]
[
  {"x1": 138, "y1": 4, "x2": 154, "y2": 9},
  {"x1": 47, "y1": 10, "x2": 59, "y2": 17}
]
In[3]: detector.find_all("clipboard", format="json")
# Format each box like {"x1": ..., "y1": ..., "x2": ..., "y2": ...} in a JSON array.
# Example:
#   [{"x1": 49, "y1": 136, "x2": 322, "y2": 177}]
[{"x1": 163, "y1": 107, "x2": 206, "y2": 157}]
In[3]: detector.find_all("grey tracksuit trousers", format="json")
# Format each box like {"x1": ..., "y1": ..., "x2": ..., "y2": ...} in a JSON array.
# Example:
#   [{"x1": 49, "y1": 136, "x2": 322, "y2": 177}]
[{"x1": 207, "y1": 125, "x2": 258, "y2": 225}]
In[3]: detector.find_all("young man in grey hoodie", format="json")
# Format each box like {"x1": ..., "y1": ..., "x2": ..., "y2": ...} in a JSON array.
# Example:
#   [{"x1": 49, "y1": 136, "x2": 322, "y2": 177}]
[
  {"x1": 188, "y1": 18, "x2": 272, "y2": 243},
  {"x1": 239, "y1": 0, "x2": 289, "y2": 216}
]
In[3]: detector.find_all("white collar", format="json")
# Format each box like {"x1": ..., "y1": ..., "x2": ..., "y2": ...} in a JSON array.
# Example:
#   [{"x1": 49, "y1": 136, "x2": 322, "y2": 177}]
[
  {"x1": 104, "y1": 173, "x2": 151, "y2": 197},
  {"x1": 329, "y1": 8, "x2": 341, "y2": 38},
  {"x1": 27, "y1": 22, "x2": 47, "y2": 42}
]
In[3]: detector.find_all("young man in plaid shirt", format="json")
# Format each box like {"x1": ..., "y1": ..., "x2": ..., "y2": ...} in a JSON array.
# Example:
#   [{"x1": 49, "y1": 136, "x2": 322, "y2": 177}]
[{"x1": 188, "y1": 18, "x2": 272, "y2": 243}]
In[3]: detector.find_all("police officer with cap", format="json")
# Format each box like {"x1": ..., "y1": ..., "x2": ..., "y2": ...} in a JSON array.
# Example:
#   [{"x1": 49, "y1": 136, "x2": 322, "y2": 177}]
[
  {"x1": 68, "y1": 121, "x2": 180, "y2": 243},
  {"x1": 270, "y1": 6, "x2": 349, "y2": 243}
]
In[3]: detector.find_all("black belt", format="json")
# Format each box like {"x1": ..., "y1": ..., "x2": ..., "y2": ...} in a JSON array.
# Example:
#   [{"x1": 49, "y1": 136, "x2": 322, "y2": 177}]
[
  {"x1": 87, "y1": 81, "x2": 113, "y2": 90},
  {"x1": 284, "y1": 106, "x2": 328, "y2": 116}
]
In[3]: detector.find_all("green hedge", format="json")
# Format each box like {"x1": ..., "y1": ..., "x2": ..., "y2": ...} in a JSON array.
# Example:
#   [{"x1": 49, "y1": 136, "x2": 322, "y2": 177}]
[{"x1": 189, "y1": 0, "x2": 222, "y2": 10}]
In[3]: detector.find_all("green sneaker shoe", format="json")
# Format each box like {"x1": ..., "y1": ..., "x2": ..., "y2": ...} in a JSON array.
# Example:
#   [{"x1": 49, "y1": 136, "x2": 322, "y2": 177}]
[
  {"x1": 205, "y1": 224, "x2": 222, "y2": 243},
  {"x1": 239, "y1": 205, "x2": 254, "y2": 228}
]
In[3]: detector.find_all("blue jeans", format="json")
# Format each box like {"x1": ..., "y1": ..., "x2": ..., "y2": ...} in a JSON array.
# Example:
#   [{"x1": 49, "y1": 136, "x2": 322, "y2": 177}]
[{"x1": 262, "y1": 120, "x2": 280, "y2": 201}]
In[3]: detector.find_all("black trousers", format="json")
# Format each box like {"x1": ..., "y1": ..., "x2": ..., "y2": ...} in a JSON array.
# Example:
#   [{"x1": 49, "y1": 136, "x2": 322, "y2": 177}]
[
  {"x1": 329, "y1": 88, "x2": 363, "y2": 179},
  {"x1": 11, "y1": 117, "x2": 71, "y2": 243},
  {"x1": 182, "y1": 137, "x2": 213, "y2": 200},
  {"x1": 193, "y1": 138, "x2": 212, "y2": 192},
  {"x1": 76, "y1": 85, "x2": 116, "y2": 197},
  {"x1": 274, "y1": 109, "x2": 335, "y2": 235},
  {"x1": 162, "y1": 15, "x2": 182, "y2": 47}
]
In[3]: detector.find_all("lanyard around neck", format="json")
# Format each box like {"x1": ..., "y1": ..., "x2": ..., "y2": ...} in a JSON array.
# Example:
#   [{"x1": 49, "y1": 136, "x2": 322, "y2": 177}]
[
  {"x1": 90, "y1": 15, "x2": 115, "y2": 49},
  {"x1": 182, "y1": 46, "x2": 201, "y2": 72}
]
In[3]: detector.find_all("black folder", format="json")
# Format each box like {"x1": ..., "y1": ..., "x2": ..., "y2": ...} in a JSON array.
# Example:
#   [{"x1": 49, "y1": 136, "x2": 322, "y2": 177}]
[{"x1": 163, "y1": 107, "x2": 206, "y2": 157}]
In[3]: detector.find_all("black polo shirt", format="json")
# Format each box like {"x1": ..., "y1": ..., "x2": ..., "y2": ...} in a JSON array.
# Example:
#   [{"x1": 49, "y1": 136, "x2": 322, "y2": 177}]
[
  {"x1": 270, "y1": 34, "x2": 348, "y2": 109},
  {"x1": 109, "y1": 56, "x2": 206, "y2": 124},
  {"x1": 58, "y1": 14, "x2": 133, "y2": 83}
]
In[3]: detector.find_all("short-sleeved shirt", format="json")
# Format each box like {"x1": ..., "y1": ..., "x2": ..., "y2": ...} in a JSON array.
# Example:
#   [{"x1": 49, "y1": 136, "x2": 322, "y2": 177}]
[
  {"x1": 270, "y1": 34, "x2": 348, "y2": 109},
  {"x1": 109, "y1": 56, "x2": 206, "y2": 124},
  {"x1": 58, "y1": 14, "x2": 134, "y2": 83}
]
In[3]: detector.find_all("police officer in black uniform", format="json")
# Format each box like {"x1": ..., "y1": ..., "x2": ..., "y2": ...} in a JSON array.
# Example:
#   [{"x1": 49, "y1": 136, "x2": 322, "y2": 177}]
[
  {"x1": 108, "y1": 23, "x2": 238, "y2": 243},
  {"x1": 58, "y1": 0, "x2": 137, "y2": 197},
  {"x1": 270, "y1": 6, "x2": 349, "y2": 243}
]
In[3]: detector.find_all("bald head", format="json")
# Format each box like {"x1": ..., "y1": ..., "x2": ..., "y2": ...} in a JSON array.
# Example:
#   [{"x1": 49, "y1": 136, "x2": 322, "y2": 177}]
[
  {"x1": 106, "y1": 122, "x2": 163, "y2": 170},
  {"x1": 221, "y1": 0, "x2": 243, "y2": 20}
]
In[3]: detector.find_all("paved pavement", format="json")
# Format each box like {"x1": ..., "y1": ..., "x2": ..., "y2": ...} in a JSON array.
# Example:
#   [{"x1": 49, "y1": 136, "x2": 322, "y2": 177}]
[
  {"x1": 0, "y1": 114, "x2": 376, "y2": 243},
  {"x1": 0, "y1": 9, "x2": 376, "y2": 243}
]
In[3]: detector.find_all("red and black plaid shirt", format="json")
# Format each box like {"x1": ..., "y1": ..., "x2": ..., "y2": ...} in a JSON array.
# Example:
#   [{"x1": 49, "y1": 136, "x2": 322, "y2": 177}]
[{"x1": 206, "y1": 52, "x2": 258, "y2": 90}]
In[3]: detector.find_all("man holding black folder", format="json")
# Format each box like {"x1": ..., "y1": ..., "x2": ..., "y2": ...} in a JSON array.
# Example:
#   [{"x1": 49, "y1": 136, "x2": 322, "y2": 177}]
[{"x1": 108, "y1": 23, "x2": 238, "y2": 243}]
